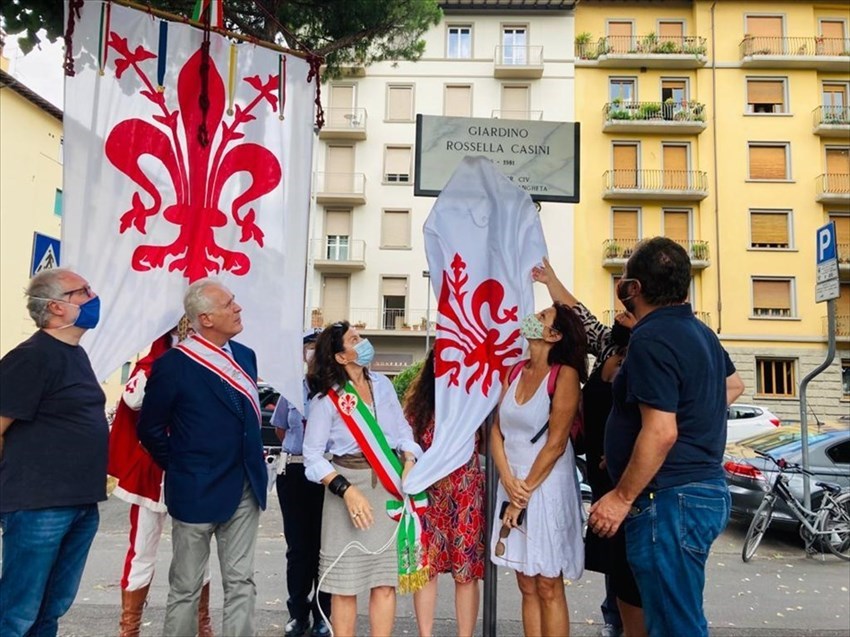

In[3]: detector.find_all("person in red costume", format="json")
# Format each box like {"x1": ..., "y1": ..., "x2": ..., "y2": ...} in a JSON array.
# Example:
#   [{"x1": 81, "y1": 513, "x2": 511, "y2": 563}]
[{"x1": 108, "y1": 317, "x2": 213, "y2": 637}]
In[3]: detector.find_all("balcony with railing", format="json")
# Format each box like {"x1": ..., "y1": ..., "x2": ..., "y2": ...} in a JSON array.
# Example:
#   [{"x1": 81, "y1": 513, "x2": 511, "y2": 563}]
[
  {"x1": 601, "y1": 238, "x2": 710, "y2": 270},
  {"x1": 314, "y1": 172, "x2": 367, "y2": 206},
  {"x1": 603, "y1": 100, "x2": 706, "y2": 134},
  {"x1": 494, "y1": 45, "x2": 544, "y2": 78},
  {"x1": 319, "y1": 108, "x2": 368, "y2": 141},
  {"x1": 310, "y1": 307, "x2": 437, "y2": 334},
  {"x1": 812, "y1": 105, "x2": 850, "y2": 137},
  {"x1": 575, "y1": 34, "x2": 707, "y2": 68},
  {"x1": 602, "y1": 309, "x2": 712, "y2": 328},
  {"x1": 739, "y1": 36, "x2": 850, "y2": 71},
  {"x1": 822, "y1": 314, "x2": 850, "y2": 339},
  {"x1": 816, "y1": 173, "x2": 850, "y2": 204},
  {"x1": 602, "y1": 169, "x2": 708, "y2": 201},
  {"x1": 490, "y1": 109, "x2": 543, "y2": 121},
  {"x1": 312, "y1": 238, "x2": 366, "y2": 273}
]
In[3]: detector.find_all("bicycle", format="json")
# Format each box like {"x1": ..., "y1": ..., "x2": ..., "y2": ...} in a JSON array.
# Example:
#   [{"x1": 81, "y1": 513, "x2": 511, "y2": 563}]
[{"x1": 741, "y1": 449, "x2": 850, "y2": 562}]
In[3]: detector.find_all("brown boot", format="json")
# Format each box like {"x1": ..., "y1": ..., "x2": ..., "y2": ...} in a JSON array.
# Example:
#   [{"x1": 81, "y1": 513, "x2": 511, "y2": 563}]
[
  {"x1": 119, "y1": 585, "x2": 149, "y2": 637},
  {"x1": 198, "y1": 582, "x2": 214, "y2": 637}
]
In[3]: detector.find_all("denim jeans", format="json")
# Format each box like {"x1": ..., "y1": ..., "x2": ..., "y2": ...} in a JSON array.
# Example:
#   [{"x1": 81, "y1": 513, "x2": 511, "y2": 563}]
[
  {"x1": 0, "y1": 504, "x2": 100, "y2": 637},
  {"x1": 624, "y1": 478, "x2": 730, "y2": 637}
]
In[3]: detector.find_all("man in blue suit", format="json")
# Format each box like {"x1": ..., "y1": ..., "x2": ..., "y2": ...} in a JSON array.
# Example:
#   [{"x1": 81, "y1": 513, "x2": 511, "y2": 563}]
[{"x1": 139, "y1": 278, "x2": 267, "y2": 637}]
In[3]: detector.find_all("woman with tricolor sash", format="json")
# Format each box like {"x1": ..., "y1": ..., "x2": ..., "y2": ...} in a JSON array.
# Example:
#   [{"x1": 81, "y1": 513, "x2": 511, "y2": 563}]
[{"x1": 303, "y1": 322, "x2": 426, "y2": 637}]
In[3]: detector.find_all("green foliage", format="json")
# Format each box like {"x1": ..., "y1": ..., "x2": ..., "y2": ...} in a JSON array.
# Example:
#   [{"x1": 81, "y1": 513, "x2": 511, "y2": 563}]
[
  {"x1": 391, "y1": 358, "x2": 424, "y2": 402},
  {"x1": 1, "y1": 0, "x2": 442, "y2": 77},
  {"x1": 637, "y1": 102, "x2": 662, "y2": 119}
]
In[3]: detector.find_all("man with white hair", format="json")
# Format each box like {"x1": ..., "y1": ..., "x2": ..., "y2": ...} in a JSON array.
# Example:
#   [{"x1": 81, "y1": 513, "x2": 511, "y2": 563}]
[
  {"x1": 138, "y1": 278, "x2": 267, "y2": 637},
  {"x1": 0, "y1": 268, "x2": 108, "y2": 637}
]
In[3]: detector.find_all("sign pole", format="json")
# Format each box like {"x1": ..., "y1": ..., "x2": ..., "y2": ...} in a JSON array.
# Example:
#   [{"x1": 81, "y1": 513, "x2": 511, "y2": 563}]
[{"x1": 803, "y1": 222, "x2": 841, "y2": 510}]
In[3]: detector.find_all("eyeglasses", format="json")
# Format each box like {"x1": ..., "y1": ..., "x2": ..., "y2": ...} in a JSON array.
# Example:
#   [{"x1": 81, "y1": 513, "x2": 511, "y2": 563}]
[
  {"x1": 495, "y1": 524, "x2": 527, "y2": 558},
  {"x1": 60, "y1": 285, "x2": 93, "y2": 298}
]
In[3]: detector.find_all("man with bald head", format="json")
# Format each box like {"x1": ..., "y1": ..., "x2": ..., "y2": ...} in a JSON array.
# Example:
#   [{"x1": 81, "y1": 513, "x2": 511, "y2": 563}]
[
  {"x1": 139, "y1": 277, "x2": 267, "y2": 637},
  {"x1": 0, "y1": 268, "x2": 107, "y2": 637}
]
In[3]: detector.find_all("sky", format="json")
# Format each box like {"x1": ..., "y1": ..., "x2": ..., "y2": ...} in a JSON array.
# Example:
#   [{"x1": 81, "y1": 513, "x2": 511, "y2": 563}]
[{"x1": 3, "y1": 30, "x2": 65, "y2": 109}]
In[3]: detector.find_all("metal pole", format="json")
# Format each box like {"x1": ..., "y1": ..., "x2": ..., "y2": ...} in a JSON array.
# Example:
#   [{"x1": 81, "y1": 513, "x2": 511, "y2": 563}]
[
  {"x1": 799, "y1": 298, "x2": 836, "y2": 510},
  {"x1": 483, "y1": 411, "x2": 497, "y2": 637}
]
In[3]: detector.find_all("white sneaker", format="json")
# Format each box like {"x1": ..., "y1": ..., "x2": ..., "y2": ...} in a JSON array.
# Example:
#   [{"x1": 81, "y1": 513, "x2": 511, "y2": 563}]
[{"x1": 600, "y1": 625, "x2": 622, "y2": 637}]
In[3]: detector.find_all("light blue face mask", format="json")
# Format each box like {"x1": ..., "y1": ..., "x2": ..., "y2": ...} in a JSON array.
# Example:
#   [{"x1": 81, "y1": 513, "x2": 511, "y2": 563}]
[
  {"x1": 353, "y1": 338, "x2": 375, "y2": 367},
  {"x1": 520, "y1": 313, "x2": 546, "y2": 341}
]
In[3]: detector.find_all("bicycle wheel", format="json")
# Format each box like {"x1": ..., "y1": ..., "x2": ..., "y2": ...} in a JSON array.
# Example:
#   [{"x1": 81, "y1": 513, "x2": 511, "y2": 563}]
[
  {"x1": 818, "y1": 491, "x2": 850, "y2": 561},
  {"x1": 742, "y1": 494, "x2": 775, "y2": 562}
]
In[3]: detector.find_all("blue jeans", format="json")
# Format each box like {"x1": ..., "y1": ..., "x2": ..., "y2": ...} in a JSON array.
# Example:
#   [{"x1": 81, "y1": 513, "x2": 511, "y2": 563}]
[
  {"x1": 0, "y1": 504, "x2": 100, "y2": 637},
  {"x1": 624, "y1": 479, "x2": 729, "y2": 637}
]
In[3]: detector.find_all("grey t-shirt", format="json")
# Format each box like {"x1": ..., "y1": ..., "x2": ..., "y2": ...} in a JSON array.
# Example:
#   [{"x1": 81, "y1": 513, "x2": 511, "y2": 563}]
[{"x1": 0, "y1": 330, "x2": 108, "y2": 512}]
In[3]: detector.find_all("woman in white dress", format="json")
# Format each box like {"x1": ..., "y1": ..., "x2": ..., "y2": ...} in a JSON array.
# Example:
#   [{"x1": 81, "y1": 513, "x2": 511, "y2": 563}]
[{"x1": 491, "y1": 303, "x2": 588, "y2": 637}]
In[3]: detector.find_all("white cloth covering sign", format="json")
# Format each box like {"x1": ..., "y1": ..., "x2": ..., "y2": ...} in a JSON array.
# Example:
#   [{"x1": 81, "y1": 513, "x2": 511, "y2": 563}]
[
  {"x1": 62, "y1": 2, "x2": 314, "y2": 412},
  {"x1": 403, "y1": 156, "x2": 548, "y2": 494}
]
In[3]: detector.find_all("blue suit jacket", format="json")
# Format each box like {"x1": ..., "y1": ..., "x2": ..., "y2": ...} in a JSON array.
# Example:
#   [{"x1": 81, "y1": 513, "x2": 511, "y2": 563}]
[{"x1": 138, "y1": 340, "x2": 267, "y2": 523}]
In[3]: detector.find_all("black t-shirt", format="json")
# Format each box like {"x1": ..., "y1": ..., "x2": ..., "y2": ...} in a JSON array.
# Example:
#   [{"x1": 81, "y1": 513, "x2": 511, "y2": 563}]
[
  {"x1": 0, "y1": 330, "x2": 108, "y2": 512},
  {"x1": 604, "y1": 304, "x2": 735, "y2": 491}
]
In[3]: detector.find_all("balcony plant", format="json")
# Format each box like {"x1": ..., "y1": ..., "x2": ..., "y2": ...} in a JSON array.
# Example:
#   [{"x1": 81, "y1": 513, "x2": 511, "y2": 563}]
[
  {"x1": 575, "y1": 32, "x2": 593, "y2": 58},
  {"x1": 604, "y1": 241, "x2": 622, "y2": 259},
  {"x1": 655, "y1": 40, "x2": 680, "y2": 54},
  {"x1": 691, "y1": 241, "x2": 709, "y2": 261},
  {"x1": 638, "y1": 102, "x2": 662, "y2": 120},
  {"x1": 609, "y1": 97, "x2": 631, "y2": 120},
  {"x1": 638, "y1": 32, "x2": 658, "y2": 53}
]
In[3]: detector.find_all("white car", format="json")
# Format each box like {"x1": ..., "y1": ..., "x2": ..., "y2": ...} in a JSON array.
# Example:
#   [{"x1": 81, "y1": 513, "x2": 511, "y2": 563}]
[{"x1": 726, "y1": 403, "x2": 781, "y2": 443}]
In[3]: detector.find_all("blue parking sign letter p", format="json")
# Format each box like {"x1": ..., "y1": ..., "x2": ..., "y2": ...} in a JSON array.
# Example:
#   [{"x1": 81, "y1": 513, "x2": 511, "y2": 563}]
[{"x1": 817, "y1": 224, "x2": 836, "y2": 263}]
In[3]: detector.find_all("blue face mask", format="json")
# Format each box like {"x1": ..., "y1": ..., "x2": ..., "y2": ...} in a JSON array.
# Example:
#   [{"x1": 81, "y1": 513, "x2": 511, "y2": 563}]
[
  {"x1": 353, "y1": 338, "x2": 375, "y2": 367},
  {"x1": 73, "y1": 296, "x2": 101, "y2": 330}
]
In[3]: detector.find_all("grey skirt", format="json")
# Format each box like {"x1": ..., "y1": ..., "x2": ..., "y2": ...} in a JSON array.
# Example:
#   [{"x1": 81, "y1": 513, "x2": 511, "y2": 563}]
[{"x1": 318, "y1": 462, "x2": 399, "y2": 595}]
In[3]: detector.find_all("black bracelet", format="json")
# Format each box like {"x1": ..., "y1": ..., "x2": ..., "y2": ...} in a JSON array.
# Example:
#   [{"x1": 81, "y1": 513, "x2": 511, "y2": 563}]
[{"x1": 328, "y1": 474, "x2": 351, "y2": 498}]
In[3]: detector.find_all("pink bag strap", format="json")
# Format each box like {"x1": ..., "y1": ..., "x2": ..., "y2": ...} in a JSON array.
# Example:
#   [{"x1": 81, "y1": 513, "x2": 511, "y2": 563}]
[{"x1": 509, "y1": 360, "x2": 561, "y2": 400}]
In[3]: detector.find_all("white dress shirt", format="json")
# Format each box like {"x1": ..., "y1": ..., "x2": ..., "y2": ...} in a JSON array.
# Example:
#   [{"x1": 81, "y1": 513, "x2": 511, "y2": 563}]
[{"x1": 303, "y1": 373, "x2": 423, "y2": 483}]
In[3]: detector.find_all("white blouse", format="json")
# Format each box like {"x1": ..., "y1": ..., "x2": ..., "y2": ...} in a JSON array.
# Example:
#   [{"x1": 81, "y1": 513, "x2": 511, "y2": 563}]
[{"x1": 303, "y1": 372, "x2": 423, "y2": 484}]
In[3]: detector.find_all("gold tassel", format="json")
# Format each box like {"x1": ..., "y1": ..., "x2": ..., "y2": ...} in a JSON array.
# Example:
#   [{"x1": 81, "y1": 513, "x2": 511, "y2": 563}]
[{"x1": 398, "y1": 566, "x2": 430, "y2": 595}]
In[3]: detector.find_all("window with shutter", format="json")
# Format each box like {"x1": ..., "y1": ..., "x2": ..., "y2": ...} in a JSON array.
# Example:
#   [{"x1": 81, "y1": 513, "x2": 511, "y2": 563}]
[
  {"x1": 445, "y1": 85, "x2": 472, "y2": 117},
  {"x1": 613, "y1": 143, "x2": 639, "y2": 188},
  {"x1": 663, "y1": 210, "x2": 690, "y2": 245},
  {"x1": 745, "y1": 16, "x2": 784, "y2": 54},
  {"x1": 386, "y1": 85, "x2": 413, "y2": 122},
  {"x1": 658, "y1": 21, "x2": 684, "y2": 46},
  {"x1": 752, "y1": 278, "x2": 793, "y2": 317},
  {"x1": 612, "y1": 209, "x2": 639, "y2": 243},
  {"x1": 381, "y1": 277, "x2": 408, "y2": 329},
  {"x1": 663, "y1": 145, "x2": 689, "y2": 189},
  {"x1": 748, "y1": 144, "x2": 788, "y2": 180},
  {"x1": 384, "y1": 146, "x2": 412, "y2": 183},
  {"x1": 829, "y1": 215, "x2": 849, "y2": 260},
  {"x1": 607, "y1": 21, "x2": 633, "y2": 53},
  {"x1": 322, "y1": 276, "x2": 350, "y2": 323},
  {"x1": 609, "y1": 78, "x2": 636, "y2": 103},
  {"x1": 746, "y1": 79, "x2": 786, "y2": 113},
  {"x1": 756, "y1": 358, "x2": 796, "y2": 397},
  {"x1": 381, "y1": 210, "x2": 411, "y2": 248},
  {"x1": 501, "y1": 85, "x2": 530, "y2": 119},
  {"x1": 750, "y1": 211, "x2": 790, "y2": 248},
  {"x1": 819, "y1": 20, "x2": 846, "y2": 55}
]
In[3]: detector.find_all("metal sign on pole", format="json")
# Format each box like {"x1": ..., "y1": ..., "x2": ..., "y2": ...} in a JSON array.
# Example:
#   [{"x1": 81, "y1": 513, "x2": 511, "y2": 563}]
[{"x1": 800, "y1": 222, "x2": 839, "y2": 510}]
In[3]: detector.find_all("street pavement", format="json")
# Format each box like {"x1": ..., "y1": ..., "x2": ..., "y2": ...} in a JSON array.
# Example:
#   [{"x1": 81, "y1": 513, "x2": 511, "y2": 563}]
[{"x1": 3, "y1": 492, "x2": 848, "y2": 637}]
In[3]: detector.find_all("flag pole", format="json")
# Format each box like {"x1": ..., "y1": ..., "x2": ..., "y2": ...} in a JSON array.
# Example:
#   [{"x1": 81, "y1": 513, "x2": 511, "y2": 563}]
[
  {"x1": 483, "y1": 410, "x2": 497, "y2": 637},
  {"x1": 111, "y1": 0, "x2": 309, "y2": 60}
]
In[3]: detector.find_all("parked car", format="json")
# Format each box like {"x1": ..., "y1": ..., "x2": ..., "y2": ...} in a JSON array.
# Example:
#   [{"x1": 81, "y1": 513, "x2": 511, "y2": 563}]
[
  {"x1": 258, "y1": 383, "x2": 282, "y2": 449},
  {"x1": 727, "y1": 403, "x2": 781, "y2": 443},
  {"x1": 724, "y1": 422, "x2": 850, "y2": 529}
]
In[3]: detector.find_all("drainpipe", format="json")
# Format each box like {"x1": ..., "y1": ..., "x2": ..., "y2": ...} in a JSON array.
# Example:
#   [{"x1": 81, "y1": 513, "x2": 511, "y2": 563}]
[{"x1": 710, "y1": 0, "x2": 722, "y2": 334}]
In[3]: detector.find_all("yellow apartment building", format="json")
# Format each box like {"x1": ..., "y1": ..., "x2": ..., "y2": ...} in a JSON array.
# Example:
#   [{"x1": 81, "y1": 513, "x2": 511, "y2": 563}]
[
  {"x1": 573, "y1": 0, "x2": 849, "y2": 421},
  {"x1": 0, "y1": 61, "x2": 126, "y2": 404}
]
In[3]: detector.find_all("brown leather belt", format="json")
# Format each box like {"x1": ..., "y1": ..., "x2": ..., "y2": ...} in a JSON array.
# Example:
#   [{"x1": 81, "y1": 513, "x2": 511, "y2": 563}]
[{"x1": 332, "y1": 453, "x2": 371, "y2": 470}]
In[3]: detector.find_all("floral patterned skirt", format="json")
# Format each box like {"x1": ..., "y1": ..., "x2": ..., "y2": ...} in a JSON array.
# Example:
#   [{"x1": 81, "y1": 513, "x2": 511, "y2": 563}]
[{"x1": 422, "y1": 455, "x2": 485, "y2": 583}]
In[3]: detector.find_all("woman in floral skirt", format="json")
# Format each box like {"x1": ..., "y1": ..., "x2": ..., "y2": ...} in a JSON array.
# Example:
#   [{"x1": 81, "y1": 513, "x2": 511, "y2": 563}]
[{"x1": 404, "y1": 348, "x2": 485, "y2": 637}]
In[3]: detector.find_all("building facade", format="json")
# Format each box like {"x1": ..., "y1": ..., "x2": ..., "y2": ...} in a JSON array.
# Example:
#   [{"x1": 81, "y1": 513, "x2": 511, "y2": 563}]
[
  {"x1": 573, "y1": 0, "x2": 849, "y2": 420},
  {"x1": 307, "y1": 0, "x2": 578, "y2": 375}
]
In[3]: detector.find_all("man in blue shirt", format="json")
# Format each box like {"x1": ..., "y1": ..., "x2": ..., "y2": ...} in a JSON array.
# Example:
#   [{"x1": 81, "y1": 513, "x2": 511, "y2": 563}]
[
  {"x1": 588, "y1": 237, "x2": 745, "y2": 637},
  {"x1": 273, "y1": 329, "x2": 330, "y2": 637}
]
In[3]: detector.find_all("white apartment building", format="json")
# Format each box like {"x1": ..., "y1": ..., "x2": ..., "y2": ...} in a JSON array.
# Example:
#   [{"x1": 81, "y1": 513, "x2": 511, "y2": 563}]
[{"x1": 306, "y1": 0, "x2": 578, "y2": 375}]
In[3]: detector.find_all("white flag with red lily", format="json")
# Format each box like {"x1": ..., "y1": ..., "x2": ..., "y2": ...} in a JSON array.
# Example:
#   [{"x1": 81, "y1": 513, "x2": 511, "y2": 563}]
[
  {"x1": 403, "y1": 156, "x2": 548, "y2": 494},
  {"x1": 62, "y1": 2, "x2": 314, "y2": 412}
]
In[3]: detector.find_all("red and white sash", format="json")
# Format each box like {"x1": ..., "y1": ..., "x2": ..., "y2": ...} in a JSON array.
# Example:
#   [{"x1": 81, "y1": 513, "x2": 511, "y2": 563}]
[{"x1": 176, "y1": 334, "x2": 261, "y2": 425}]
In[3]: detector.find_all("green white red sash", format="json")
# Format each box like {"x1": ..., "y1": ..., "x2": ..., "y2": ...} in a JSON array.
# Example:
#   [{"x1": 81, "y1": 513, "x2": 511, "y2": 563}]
[
  {"x1": 177, "y1": 334, "x2": 261, "y2": 425},
  {"x1": 329, "y1": 380, "x2": 429, "y2": 593}
]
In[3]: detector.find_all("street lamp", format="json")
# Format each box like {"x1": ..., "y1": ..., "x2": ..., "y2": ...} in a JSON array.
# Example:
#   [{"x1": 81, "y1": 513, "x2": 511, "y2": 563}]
[{"x1": 423, "y1": 270, "x2": 431, "y2": 353}]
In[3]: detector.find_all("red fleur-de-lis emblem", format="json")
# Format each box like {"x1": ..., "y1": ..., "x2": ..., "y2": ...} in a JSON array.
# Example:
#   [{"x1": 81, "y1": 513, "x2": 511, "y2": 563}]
[
  {"x1": 104, "y1": 33, "x2": 283, "y2": 282},
  {"x1": 339, "y1": 393, "x2": 358, "y2": 415},
  {"x1": 434, "y1": 253, "x2": 522, "y2": 397}
]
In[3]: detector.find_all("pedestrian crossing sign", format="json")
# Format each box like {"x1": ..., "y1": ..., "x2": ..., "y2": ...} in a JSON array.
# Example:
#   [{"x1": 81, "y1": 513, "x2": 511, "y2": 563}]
[{"x1": 31, "y1": 232, "x2": 61, "y2": 277}]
